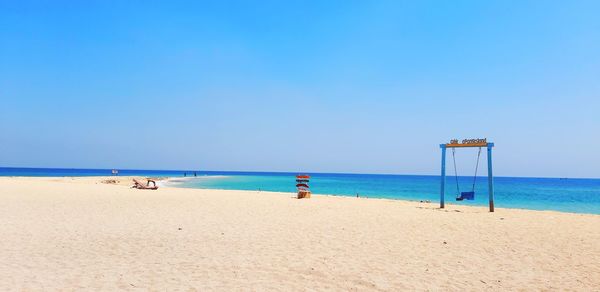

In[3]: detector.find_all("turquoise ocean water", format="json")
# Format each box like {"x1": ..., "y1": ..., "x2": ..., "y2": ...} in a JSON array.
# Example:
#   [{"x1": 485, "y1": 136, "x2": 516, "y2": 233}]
[{"x1": 1, "y1": 167, "x2": 599, "y2": 214}]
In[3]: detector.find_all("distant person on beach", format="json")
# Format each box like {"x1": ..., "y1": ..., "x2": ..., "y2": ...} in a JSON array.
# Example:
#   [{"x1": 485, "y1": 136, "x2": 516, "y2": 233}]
[
  {"x1": 194, "y1": 172, "x2": 197, "y2": 177},
  {"x1": 184, "y1": 172, "x2": 187, "y2": 177}
]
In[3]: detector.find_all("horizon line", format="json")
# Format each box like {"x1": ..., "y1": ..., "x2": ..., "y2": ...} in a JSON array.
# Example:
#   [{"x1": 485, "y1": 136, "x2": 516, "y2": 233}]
[{"x1": 1, "y1": 166, "x2": 598, "y2": 180}]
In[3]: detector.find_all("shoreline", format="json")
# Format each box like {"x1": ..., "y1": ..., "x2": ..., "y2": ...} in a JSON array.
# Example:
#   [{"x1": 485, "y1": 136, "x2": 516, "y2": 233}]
[
  {"x1": 175, "y1": 186, "x2": 600, "y2": 217},
  {"x1": 3, "y1": 175, "x2": 599, "y2": 216},
  {"x1": 160, "y1": 177, "x2": 600, "y2": 216}
]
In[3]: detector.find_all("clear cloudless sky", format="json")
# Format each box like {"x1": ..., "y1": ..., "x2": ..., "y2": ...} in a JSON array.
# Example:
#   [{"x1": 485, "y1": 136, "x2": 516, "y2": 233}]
[{"x1": 1, "y1": 0, "x2": 599, "y2": 178}]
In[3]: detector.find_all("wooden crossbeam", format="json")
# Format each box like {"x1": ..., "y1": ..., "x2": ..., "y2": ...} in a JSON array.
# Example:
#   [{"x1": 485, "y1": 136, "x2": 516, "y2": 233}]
[{"x1": 445, "y1": 142, "x2": 488, "y2": 148}]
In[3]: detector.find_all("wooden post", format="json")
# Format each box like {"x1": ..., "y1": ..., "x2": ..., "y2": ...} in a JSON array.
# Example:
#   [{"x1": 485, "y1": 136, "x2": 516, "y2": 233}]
[
  {"x1": 487, "y1": 143, "x2": 495, "y2": 212},
  {"x1": 440, "y1": 144, "x2": 447, "y2": 209}
]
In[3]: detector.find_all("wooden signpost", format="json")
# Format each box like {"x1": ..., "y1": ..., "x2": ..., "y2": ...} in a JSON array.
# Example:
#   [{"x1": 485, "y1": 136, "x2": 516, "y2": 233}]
[{"x1": 296, "y1": 175, "x2": 311, "y2": 199}]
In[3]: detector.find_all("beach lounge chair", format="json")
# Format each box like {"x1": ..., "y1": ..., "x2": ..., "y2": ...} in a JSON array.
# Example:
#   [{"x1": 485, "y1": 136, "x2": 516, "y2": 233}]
[{"x1": 132, "y1": 178, "x2": 158, "y2": 190}]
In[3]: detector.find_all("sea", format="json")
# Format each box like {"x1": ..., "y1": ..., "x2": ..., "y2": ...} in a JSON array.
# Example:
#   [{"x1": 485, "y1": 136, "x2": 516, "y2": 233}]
[{"x1": 1, "y1": 167, "x2": 599, "y2": 215}]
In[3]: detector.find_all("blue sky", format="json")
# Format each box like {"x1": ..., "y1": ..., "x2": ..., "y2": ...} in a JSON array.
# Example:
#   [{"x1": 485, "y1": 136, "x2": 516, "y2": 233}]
[{"x1": 1, "y1": 1, "x2": 599, "y2": 178}]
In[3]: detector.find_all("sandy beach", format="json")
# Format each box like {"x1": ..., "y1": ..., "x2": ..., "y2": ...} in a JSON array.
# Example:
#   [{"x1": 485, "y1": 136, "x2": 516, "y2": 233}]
[{"x1": 1, "y1": 176, "x2": 599, "y2": 291}]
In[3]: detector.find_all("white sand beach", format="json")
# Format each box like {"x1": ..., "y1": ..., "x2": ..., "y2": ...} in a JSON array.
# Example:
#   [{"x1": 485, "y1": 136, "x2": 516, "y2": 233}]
[{"x1": 1, "y1": 176, "x2": 599, "y2": 291}]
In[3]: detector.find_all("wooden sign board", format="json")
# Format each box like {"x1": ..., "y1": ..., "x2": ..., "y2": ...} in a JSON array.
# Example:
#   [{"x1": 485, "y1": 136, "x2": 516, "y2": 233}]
[{"x1": 446, "y1": 138, "x2": 488, "y2": 148}]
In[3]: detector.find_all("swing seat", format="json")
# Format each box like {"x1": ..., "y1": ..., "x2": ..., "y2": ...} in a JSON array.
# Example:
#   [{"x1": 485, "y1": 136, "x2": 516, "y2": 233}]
[{"x1": 456, "y1": 191, "x2": 475, "y2": 201}]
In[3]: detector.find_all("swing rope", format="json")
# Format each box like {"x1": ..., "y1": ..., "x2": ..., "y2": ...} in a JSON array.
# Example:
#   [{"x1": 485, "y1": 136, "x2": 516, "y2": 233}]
[
  {"x1": 451, "y1": 148, "x2": 460, "y2": 196},
  {"x1": 471, "y1": 147, "x2": 482, "y2": 192}
]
